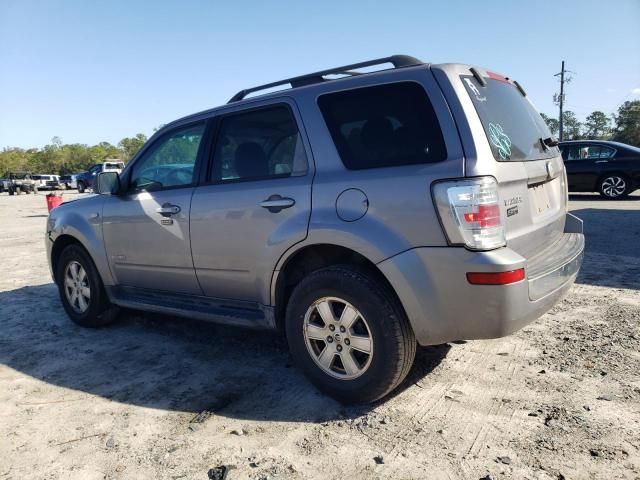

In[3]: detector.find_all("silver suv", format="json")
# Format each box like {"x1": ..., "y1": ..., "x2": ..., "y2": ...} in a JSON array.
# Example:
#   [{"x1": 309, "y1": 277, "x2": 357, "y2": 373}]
[{"x1": 46, "y1": 56, "x2": 584, "y2": 403}]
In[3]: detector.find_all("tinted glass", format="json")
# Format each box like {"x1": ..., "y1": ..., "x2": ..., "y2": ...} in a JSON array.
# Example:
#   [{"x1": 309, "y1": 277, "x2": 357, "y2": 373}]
[
  {"x1": 562, "y1": 145, "x2": 615, "y2": 161},
  {"x1": 130, "y1": 123, "x2": 205, "y2": 192},
  {"x1": 462, "y1": 75, "x2": 557, "y2": 162},
  {"x1": 318, "y1": 82, "x2": 447, "y2": 170},
  {"x1": 594, "y1": 146, "x2": 615, "y2": 158},
  {"x1": 211, "y1": 105, "x2": 307, "y2": 182}
]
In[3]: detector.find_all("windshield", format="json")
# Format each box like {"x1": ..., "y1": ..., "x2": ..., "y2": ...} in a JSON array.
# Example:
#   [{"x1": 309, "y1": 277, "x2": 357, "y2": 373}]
[
  {"x1": 461, "y1": 74, "x2": 558, "y2": 162},
  {"x1": 105, "y1": 162, "x2": 124, "y2": 169}
]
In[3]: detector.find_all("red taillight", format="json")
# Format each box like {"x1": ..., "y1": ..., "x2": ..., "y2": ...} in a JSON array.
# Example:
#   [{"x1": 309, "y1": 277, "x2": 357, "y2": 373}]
[
  {"x1": 466, "y1": 268, "x2": 525, "y2": 285},
  {"x1": 431, "y1": 177, "x2": 506, "y2": 250},
  {"x1": 463, "y1": 204, "x2": 501, "y2": 228}
]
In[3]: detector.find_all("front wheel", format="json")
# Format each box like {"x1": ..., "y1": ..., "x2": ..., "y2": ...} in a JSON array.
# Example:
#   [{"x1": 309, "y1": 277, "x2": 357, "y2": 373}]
[
  {"x1": 285, "y1": 265, "x2": 416, "y2": 404},
  {"x1": 56, "y1": 244, "x2": 118, "y2": 327},
  {"x1": 599, "y1": 175, "x2": 630, "y2": 199},
  {"x1": 77, "y1": 182, "x2": 85, "y2": 193}
]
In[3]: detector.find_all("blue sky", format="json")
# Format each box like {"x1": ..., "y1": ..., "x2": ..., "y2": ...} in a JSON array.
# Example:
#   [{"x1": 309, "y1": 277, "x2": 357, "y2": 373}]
[{"x1": 1, "y1": 0, "x2": 638, "y2": 148}]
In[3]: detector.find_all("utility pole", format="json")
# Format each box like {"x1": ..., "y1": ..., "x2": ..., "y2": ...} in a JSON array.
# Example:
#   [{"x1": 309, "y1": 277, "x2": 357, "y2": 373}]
[{"x1": 555, "y1": 61, "x2": 565, "y2": 141}]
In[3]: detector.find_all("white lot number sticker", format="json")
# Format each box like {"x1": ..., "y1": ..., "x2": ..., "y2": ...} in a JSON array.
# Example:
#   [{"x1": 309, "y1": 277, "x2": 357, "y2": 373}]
[{"x1": 530, "y1": 184, "x2": 552, "y2": 215}]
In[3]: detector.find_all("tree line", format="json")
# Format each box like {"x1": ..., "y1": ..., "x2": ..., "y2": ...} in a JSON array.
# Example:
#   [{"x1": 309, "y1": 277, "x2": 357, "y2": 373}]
[
  {"x1": 540, "y1": 100, "x2": 640, "y2": 145},
  {"x1": 0, "y1": 133, "x2": 147, "y2": 175}
]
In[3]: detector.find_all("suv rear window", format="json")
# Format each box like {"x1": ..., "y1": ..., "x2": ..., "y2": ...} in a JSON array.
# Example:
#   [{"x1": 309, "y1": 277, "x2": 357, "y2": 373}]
[
  {"x1": 461, "y1": 74, "x2": 557, "y2": 162},
  {"x1": 318, "y1": 82, "x2": 447, "y2": 170}
]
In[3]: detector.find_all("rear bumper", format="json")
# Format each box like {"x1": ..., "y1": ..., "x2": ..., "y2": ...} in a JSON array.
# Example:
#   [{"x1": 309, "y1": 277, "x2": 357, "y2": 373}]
[{"x1": 378, "y1": 214, "x2": 584, "y2": 346}]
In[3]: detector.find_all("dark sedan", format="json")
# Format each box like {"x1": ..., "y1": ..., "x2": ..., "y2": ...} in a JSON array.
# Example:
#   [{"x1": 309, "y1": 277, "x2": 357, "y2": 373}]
[{"x1": 559, "y1": 140, "x2": 640, "y2": 199}]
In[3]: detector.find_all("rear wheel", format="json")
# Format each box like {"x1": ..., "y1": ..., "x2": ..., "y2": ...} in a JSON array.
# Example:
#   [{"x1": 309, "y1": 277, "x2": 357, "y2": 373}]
[
  {"x1": 8, "y1": 187, "x2": 14, "y2": 196},
  {"x1": 77, "y1": 181, "x2": 85, "y2": 193},
  {"x1": 285, "y1": 265, "x2": 416, "y2": 404},
  {"x1": 599, "y1": 175, "x2": 630, "y2": 199},
  {"x1": 56, "y1": 244, "x2": 118, "y2": 327}
]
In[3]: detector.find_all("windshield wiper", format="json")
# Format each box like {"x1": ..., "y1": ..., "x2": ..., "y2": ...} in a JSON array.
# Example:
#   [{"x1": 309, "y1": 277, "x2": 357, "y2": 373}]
[{"x1": 540, "y1": 137, "x2": 559, "y2": 150}]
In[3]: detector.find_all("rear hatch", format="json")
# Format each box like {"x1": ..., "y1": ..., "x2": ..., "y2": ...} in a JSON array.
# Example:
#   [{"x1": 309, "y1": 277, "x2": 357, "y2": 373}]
[{"x1": 456, "y1": 68, "x2": 566, "y2": 259}]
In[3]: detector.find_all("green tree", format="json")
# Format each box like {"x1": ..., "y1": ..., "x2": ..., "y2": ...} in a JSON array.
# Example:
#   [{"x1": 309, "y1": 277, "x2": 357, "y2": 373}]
[
  {"x1": 118, "y1": 133, "x2": 148, "y2": 160},
  {"x1": 540, "y1": 113, "x2": 559, "y2": 137},
  {"x1": 612, "y1": 100, "x2": 640, "y2": 146},
  {"x1": 584, "y1": 111, "x2": 611, "y2": 139},
  {"x1": 562, "y1": 111, "x2": 582, "y2": 140}
]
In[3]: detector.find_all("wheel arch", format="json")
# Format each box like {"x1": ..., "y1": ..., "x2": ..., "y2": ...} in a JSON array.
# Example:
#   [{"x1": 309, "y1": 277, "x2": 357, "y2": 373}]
[
  {"x1": 271, "y1": 243, "x2": 407, "y2": 332},
  {"x1": 50, "y1": 234, "x2": 93, "y2": 284}
]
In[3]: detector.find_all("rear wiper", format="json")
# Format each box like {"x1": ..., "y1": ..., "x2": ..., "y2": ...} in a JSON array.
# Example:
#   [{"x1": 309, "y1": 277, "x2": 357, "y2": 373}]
[{"x1": 540, "y1": 137, "x2": 559, "y2": 150}]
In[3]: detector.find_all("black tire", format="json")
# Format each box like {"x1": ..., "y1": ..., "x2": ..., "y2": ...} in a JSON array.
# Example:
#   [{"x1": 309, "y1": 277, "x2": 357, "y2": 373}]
[
  {"x1": 8, "y1": 188, "x2": 14, "y2": 196},
  {"x1": 77, "y1": 181, "x2": 85, "y2": 193},
  {"x1": 56, "y1": 244, "x2": 118, "y2": 327},
  {"x1": 598, "y1": 174, "x2": 631, "y2": 199},
  {"x1": 285, "y1": 265, "x2": 416, "y2": 404}
]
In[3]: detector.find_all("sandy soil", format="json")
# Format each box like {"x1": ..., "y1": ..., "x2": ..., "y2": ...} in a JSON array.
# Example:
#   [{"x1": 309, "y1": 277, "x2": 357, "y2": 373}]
[{"x1": 0, "y1": 190, "x2": 639, "y2": 480}]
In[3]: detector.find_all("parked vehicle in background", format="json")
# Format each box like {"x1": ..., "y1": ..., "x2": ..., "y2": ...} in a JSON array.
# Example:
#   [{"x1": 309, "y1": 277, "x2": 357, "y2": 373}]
[
  {"x1": 76, "y1": 161, "x2": 125, "y2": 193},
  {"x1": 47, "y1": 56, "x2": 584, "y2": 403},
  {"x1": 0, "y1": 177, "x2": 7, "y2": 193},
  {"x1": 59, "y1": 174, "x2": 79, "y2": 190},
  {"x1": 5, "y1": 172, "x2": 37, "y2": 195},
  {"x1": 559, "y1": 140, "x2": 640, "y2": 199},
  {"x1": 32, "y1": 174, "x2": 60, "y2": 191}
]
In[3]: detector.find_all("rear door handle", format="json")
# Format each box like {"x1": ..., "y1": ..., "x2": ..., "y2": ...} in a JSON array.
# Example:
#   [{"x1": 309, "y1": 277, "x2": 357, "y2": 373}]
[
  {"x1": 260, "y1": 195, "x2": 295, "y2": 212},
  {"x1": 156, "y1": 203, "x2": 181, "y2": 216}
]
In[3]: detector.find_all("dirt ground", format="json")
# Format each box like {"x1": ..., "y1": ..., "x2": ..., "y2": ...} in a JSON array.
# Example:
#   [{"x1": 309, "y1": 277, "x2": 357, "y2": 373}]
[{"x1": 0, "y1": 190, "x2": 638, "y2": 480}]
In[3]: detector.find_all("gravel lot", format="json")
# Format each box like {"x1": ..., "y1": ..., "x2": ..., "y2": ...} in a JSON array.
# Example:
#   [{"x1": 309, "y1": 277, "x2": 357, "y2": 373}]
[{"x1": 0, "y1": 190, "x2": 639, "y2": 480}]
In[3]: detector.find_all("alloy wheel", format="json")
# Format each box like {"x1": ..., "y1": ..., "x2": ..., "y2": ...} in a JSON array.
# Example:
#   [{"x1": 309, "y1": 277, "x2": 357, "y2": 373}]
[
  {"x1": 601, "y1": 176, "x2": 626, "y2": 198},
  {"x1": 303, "y1": 297, "x2": 374, "y2": 380},
  {"x1": 64, "y1": 261, "x2": 91, "y2": 313}
]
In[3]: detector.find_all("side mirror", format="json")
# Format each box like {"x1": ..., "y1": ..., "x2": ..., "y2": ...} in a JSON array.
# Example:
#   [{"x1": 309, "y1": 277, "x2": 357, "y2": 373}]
[{"x1": 95, "y1": 171, "x2": 121, "y2": 195}]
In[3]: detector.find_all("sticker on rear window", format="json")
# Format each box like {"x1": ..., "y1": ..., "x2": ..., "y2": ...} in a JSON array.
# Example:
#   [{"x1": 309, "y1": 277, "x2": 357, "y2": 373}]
[
  {"x1": 463, "y1": 78, "x2": 486, "y2": 102},
  {"x1": 488, "y1": 122, "x2": 512, "y2": 160}
]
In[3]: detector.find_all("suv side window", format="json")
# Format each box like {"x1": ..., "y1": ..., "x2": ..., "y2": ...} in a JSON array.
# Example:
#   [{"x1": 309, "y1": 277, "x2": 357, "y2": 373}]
[
  {"x1": 129, "y1": 122, "x2": 205, "y2": 192},
  {"x1": 318, "y1": 82, "x2": 447, "y2": 170},
  {"x1": 211, "y1": 105, "x2": 308, "y2": 182}
]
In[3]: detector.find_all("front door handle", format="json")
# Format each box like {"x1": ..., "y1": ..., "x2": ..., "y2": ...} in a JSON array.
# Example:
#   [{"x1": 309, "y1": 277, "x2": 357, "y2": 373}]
[
  {"x1": 156, "y1": 203, "x2": 181, "y2": 216},
  {"x1": 260, "y1": 195, "x2": 295, "y2": 213}
]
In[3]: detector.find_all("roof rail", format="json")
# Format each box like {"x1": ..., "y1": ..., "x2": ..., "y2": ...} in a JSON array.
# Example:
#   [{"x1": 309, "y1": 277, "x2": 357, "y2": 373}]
[{"x1": 228, "y1": 55, "x2": 423, "y2": 103}]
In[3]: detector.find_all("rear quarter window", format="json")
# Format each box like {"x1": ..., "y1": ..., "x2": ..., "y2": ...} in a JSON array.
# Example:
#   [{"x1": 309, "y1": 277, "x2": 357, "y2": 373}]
[
  {"x1": 461, "y1": 74, "x2": 557, "y2": 162},
  {"x1": 318, "y1": 82, "x2": 447, "y2": 170}
]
